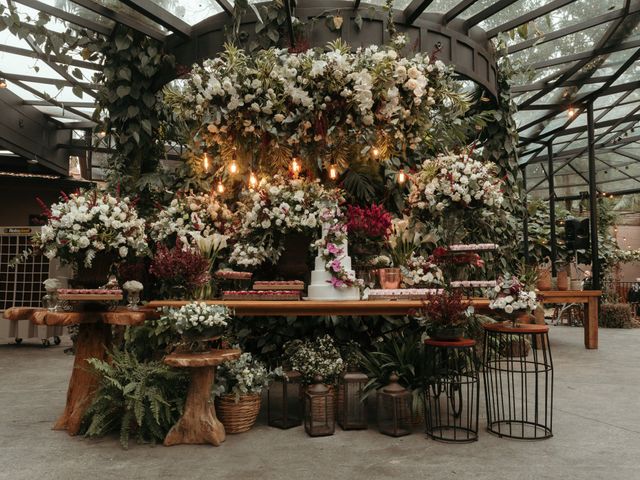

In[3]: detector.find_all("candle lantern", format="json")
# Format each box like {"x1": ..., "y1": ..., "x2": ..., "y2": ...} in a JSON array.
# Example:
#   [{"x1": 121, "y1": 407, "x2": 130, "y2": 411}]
[
  {"x1": 267, "y1": 370, "x2": 302, "y2": 429},
  {"x1": 338, "y1": 368, "x2": 368, "y2": 430},
  {"x1": 377, "y1": 372, "x2": 412, "y2": 437},
  {"x1": 304, "y1": 375, "x2": 335, "y2": 437}
]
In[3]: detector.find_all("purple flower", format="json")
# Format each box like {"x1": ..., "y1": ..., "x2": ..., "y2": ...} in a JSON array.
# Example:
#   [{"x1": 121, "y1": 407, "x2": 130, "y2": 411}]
[
  {"x1": 327, "y1": 243, "x2": 343, "y2": 255},
  {"x1": 329, "y1": 277, "x2": 345, "y2": 288}
]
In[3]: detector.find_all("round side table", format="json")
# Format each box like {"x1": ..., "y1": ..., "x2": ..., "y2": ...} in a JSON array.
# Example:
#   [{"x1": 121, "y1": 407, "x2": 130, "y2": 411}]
[
  {"x1": 423, "y1": 338, "x2": 480, "y2": 443},
  {"x1": 482, "y1": 322, "x2": 553, "y2": 440},
  {"x1": 163, "y1": 349, "x2": 241, "y2": 447}
]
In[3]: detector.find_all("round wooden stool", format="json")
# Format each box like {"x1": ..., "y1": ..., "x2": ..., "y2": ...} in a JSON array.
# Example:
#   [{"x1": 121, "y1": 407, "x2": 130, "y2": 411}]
[
  {"x1": 423, "y1": 338, "x2": 479, "y2": 443},
  {"x1": 482, "y1": 322, "x2": 553, "y2": 440},
  {"x1": 163, "y1": 349, "x2": 241, "y2": 447}
]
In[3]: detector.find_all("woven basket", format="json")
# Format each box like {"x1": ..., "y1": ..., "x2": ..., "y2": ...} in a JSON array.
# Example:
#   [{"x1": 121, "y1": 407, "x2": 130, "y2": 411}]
[{"x1": 215, "y1": 393, "x2": 261, "y2": 434}]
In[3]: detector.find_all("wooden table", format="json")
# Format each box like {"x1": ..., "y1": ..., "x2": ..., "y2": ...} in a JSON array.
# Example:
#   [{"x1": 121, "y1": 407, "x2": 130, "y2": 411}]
[
  {"x1": 163, "y1": 349, "x2": 241, "y2": 447},
  {"x1": 534, "y1": 290, "x2": 602, "y2": 349},
  {"x1": 3, "y1": 307, "x2": 149, "y2": 435}
]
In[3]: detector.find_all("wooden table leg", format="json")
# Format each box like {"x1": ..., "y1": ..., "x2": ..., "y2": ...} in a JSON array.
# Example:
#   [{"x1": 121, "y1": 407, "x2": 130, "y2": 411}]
[
  {"x1": 164, "y1": 366, "x2": 225, "y2": 446},
  {"x1": 54, "y1": 321, "x2": 111, "y2": 435},
  {"x1": 584, "y1": 298, "x2": 599, "y2": 349}
]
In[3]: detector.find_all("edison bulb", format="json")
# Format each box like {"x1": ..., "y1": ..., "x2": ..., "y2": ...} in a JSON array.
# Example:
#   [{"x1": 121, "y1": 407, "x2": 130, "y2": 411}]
[
  {"x1": 216, "y1": 181, "x2": 225, "y2": 193},
  {"x1": 371, "y1": 147, "x2": 380, "y2": 158},
  {"x1": 397, "y1": 168, "x2": 406, "y2": 185},
  {"x1": 249, "y1": 171, "x2": 258, "y2": 188},
  {"x1": 203, "y1": 153, "x2": 210, "y2": 173},
  {"x1": 329, "y1": 164, "x2": 338, "y2": 180},
  {"x1": 229, "y1": 159, "x2": 238, "y2": 175}
]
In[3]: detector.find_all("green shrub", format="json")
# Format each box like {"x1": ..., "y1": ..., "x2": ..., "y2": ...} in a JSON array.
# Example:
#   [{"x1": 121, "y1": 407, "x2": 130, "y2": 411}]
[{"x1": 599, "y1": 303, "x2": 633, "y2": 328}]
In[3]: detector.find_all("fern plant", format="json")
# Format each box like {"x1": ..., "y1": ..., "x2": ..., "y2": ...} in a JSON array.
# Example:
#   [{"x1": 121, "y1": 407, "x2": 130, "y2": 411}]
[{"x1": 82, "y1": 349, "x2": 189, "y2": 449}]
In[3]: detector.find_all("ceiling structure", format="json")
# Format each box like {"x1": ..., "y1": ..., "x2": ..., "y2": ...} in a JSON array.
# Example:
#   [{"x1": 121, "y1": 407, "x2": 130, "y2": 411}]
[{"x1": 0, "y1": 0, "x2": 639, "y2": 198}]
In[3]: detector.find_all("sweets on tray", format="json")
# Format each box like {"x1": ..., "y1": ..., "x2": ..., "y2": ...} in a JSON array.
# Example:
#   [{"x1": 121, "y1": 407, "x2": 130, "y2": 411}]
[
  {"x1": 214, "y1": 270, "x2": 253, "y2": 280},
  {"x1": 253, "y1": 280, "x2": 305, "y2": 291},
  {"x1": 57, "y1": 288, "x2": 123, "y2": 301},
  {"x1": 448, "y1": 243, "x2": 498, "y2": 252},
  {"x1": 222, "y1": 290, "x2": 302, "y2": 301},
  {"x1": 366, "y1": 288, "x2": 443, "y2": 300},
  {"x1": 450, "y1": 280, "x2": 497, "y2": 288}
]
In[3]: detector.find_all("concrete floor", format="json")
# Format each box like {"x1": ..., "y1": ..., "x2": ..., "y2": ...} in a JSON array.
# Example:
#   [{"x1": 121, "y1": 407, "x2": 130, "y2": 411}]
[{"x1": 1, "y1": 326, "x2": 639, "y2": 480}]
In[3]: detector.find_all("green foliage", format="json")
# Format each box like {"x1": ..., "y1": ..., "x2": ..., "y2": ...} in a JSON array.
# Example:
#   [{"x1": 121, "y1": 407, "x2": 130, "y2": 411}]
[
  {"x1": 599, "y1": 303, "x2": 634, "y2": 328},
  {"x1": 81, "y1": 349, "x2": 188, "y2": 449},
  {"x1": 520, "y1": 198, "x2": 569, "y2": 265}
]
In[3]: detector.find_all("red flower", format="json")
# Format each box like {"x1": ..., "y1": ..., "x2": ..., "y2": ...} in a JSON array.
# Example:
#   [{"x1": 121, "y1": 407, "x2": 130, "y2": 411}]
[
  {"x1": 150, "y1": 243, "x2": 210, "y2": 290},
  {"x1": 346, "y1": 204, "x2": 392, "y2": 241}
]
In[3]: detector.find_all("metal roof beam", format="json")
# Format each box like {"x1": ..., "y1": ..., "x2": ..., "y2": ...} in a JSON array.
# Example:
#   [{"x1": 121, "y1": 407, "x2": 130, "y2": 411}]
[
  {"x1": 12, "y1": 0, "x2": 112, "y2": 35},
  {"x1": 0, "y1": 72, "x2": 97, "y2": 89},
  {"x1": 23, "y1": 100, "x2": 96, "y2": 107},
  {"x1": 403, "y1": 0, "x2": 434, "y2": 25},
  {"x1": 486, "y1": 0, "x2": 576, "y2": 38},
  {"x1": 68, "y1": 0, "x2": 166, "y2": 40},
  {"x1": 119, "y1": 0, "x2": 191, "y2": 37},
  {"x1": 214, "y1": 0, "x2": 233, "y2": 15},
  {"x1": 529, "y1": 38, "x2": 640, "y2": 70},
  {"x1": 462, "y1": 0, "x2": 520, "y2": 31},
  {"x1": 443, "y1": 0, "x2": 476, "y2": 24},
  {"x1": 0, "y1": 44, "x2": 100, "y2": 70}
]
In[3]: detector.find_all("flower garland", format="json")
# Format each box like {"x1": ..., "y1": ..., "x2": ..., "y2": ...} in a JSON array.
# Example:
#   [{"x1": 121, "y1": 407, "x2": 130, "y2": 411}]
[
  {"x1": 173, "y1": 37, "x2": 459, "y2": 168},
  {"x1": 32, "y1": 189, "x2": 147, "y2": 267},
  {"x1": 229, "y1": 175, "x2": 342, "y2": 268},
  {"x1": 407, "y1": 152, "x2": 504, "y2": 217},
  {"x1": 149, "y1": 191, "x2": 233, "y2": 248}
]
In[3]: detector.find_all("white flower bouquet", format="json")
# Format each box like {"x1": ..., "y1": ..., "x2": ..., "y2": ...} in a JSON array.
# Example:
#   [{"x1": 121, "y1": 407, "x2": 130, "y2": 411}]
[
  {"x1": 213, "y1": 352, "x2": 278, "y2": 401},
  {"x1": 284, "y1": 334, "x2": 344, "y2": 384},
  {"x1": 122, "y1": 280, "x2": 143, "y2": 293},
  {"x1": 408, "y1": 152, "x2": 504, "y2": 218},
  {"x1": 31, "y1": 189, "x2": 147, "y2": 268},
  {"x1": 488, "y1": 274, "x2": 539, "y2": 315},
  {"x1": 400, "y1": 253, "x2": 444, "y2": 287},
  {"x1": 158, "y1": 302, "x2": 233, "y2": 348},
  {"x1": 149, "y1": 191, "x2": 233, "y2": 248}
]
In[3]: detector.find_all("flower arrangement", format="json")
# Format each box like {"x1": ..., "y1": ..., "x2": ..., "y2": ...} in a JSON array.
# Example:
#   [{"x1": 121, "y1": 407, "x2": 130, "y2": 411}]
[
  {"x1": 400, "y1": 253, "x2": 444, "y2": 287},
  {"x1": 122, "y1": 280, "x2": 143, "y2": 293},
  {"x1": 488, "y1": 273, "x2": 539, "y2": 315},
  {"x1": 157, "y1": 302, "x2": 233, "y2": 350},
  {"x1": 416, "y1": 289, "x2": 473, "y2": 339},
  {"x1": 230, "y1": 175, "x2": 342, "y2": 268},
  {"x1": 315, "y1": 207, "x2": 362, "y2": 288},
  {"x1": 407, "y1": 152, "x2": 504, "y2": 218},
  {"x1": 386, "y1": 217, "x2": 421, "y2": 268},
  {"x1": 346, "y1": 203, "x2": 392, "y2": 263},
  {"x1": 284, "y1": 334, "x2": 344, "y2": 384},
  {"x1": 213, "y1": 352, "x2": 279, "y2": 401},
  {"x1": 30, "y1": 189, "x2": 147, "y2": 268},
  {"x1": 173, "y1": 39, "x2": 459, "y2": 171},
  {"x1": 150, "y1": 243, "x2": 211, "y2": 299},
  {"x1": 149, "y1": 192, "x2": 233, "y2": 248}
]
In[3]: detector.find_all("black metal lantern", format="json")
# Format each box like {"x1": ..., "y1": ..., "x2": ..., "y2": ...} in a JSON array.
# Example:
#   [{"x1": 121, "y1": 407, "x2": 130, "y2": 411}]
[
  {"x1": 377, "y1": 372, "x2": 412, "y2": 437},
  {"x1": 267, "y1": 370, "x2": 302, "y2": 429},
  {"x1": 338, "y1": 368, "x2": 368, "y2": 430},
  {"x1": 304, "y1": 375, "x2": 335, "y2": 437}
]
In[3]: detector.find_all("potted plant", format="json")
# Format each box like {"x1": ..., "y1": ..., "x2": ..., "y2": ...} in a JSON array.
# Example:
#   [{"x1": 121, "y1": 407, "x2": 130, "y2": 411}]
[
  {"x1": 487, "y1": 273, "x2": 539, "y2": 324},
  {"x1": 16, "y1": 189, "x2": 148, "y2": 288},
  {"x1": 213, "y1": 352, "x2": 278, "y2": 434},
  {"x1": 416, "y1": 289, "x2": 473, "y2": 341},
  {"x1": 157, "y1": 302, "x2": 234, "y2": 353}
]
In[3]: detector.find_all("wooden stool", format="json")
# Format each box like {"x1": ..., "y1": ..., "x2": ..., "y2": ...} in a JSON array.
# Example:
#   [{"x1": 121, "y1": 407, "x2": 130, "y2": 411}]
[
  {"x1": 423, "y1": 338, "x2": 479, "y2": 442},
  {"x1": 482, "y1": 322, "x2": 553, "y2": 440},
  {"x1": 4, "y1": 307, "x2": 148, "y2": 435},
  {"x1": 163, "y1": 349, "x2": 241, "y2": 447}
]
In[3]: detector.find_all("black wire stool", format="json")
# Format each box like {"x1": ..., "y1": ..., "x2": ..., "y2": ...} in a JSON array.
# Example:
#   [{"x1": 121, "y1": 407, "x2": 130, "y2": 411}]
[
  {"x1": 424, "y1": 338, "x2": 479, "y2": 443},
  {"x1": 483, "y1": 322, "x2": 553, "y2": 440}
]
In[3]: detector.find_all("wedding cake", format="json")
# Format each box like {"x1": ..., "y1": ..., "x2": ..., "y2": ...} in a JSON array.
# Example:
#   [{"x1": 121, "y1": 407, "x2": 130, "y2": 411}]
[{"x1": 307, "y1": 239, "x2": 360, "y2": 301}]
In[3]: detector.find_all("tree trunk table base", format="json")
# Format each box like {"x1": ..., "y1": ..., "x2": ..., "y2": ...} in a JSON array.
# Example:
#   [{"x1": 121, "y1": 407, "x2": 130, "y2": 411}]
[
  {"x1": 163, "y1": 349, "x2": 241, "y2": 447},
  {"x1": 54, "y1": 322, "x2": 112, "y2": 435}
]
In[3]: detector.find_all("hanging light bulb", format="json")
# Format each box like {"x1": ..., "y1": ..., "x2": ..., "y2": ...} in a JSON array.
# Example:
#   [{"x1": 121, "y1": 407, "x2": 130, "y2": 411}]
[
  {"x1": 0, "y1": 78, "x2": 7, "y2": 89},
  {"x1": 216, "y1": 181, "x2": 225, "y2": 194},
  {"x1": 229, "y1": 148, "x2": 239, "y2": 175},
  {"x1": 97, "y1": 130, "x2": 107, "y2": 139},
  {"x1": 371, "y1": 147, "x2": 380, "y2": 158},
  {"x1": 249, "y1": 171, "x2": 258, "y2": 189},
  {"x1": 291, "y1": 157, "x2": 301, "y2": 177},
  {"x1": 397, "y1": 168, "x2": 406, "y2": 185},
  {"x1": 203, "y1": 152, "x2": 210, "y2": 173},
  {"x1": 567, "y1": 105, "x2": 576, "y2": 118},
  {"x1": 329, "y1": 164, "x2": 338, "y2": 180}
]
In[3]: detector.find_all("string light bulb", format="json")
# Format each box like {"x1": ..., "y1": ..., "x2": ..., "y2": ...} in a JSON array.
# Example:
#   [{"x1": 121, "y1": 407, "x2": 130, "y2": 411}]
[
  {"x1": 0, "y1": 78, "x2": 6, "y2": 89},
  {"x1": 371, "y1": 147, "x2": 380, "y2": 158},
  {"x1": 97, "y1": 130, "x2": 107, "y2": 139},
  {"x1": 216, "y1": 181, "x2": 225, "y2": 194},
  {"x1": 567, "y1": 105, "x2": 576, "y2": 118},
  {"x1": 329, "y1": 164, "x2": 338, "y2": 180},
  {"x1": 229, "y1": 149, "x2": 239, "y2": 175},
  {"x1": 291, "y1": 157, "x2": 301, "y2": 177},
  {"x1": 249, "y1": 171, "x2": 258, "y2": 189},
  {"x1": 203, "y1": 152, "x2": 210, "y2": 173},
  {"x1": 397, "y1": 168, "x2": 406, "y2": 185}
]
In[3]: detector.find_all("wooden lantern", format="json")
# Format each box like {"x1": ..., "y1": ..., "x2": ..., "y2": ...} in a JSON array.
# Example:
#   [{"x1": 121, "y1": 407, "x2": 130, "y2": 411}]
[
  {"x1": 377, "y1": 372, "x2": 412, "y2": 437},
  {"x1": 267, "y1": 370, "x2": 302, "y2": 429},
  {"x1": 338, "y1": 368, "x2": 368, "y2": 430},
  {"x1": 304, "y1": 375, "x2": 335, "y2": 437}
]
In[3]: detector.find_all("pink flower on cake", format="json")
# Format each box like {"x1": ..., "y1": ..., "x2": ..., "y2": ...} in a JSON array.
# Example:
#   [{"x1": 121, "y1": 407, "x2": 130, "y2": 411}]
[
  {"x1": 329, "y1": 277, "x2": 346, "y2": 288},
  {"x1": 330, "y1": 259, "x2": 343, "y2": 273},
  {"x1": 327, "y1": 243, "x2": 343, "y2": 255}
]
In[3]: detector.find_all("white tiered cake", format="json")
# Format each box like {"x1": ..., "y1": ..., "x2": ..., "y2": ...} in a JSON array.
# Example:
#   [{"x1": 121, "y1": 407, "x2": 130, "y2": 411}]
[{"x1": 307, "y1": 239, "x2": 360, "y2": 301}]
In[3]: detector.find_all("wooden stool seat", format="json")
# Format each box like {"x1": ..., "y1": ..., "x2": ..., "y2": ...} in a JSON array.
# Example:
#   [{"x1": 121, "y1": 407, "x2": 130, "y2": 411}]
[
  {"x1": 483, "y1": 322, "x2": 549, "y2": 334},
  {"x1": 424, "y1": 338, "x2": 476, "y2": 348},
  {"x1": 163, "y1": 348, "x2": 241, "y2": 447}
]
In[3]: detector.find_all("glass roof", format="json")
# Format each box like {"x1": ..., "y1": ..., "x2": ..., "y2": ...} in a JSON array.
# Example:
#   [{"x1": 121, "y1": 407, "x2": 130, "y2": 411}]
[{"x1": 0, "y1": 0, "x2": 639, "y2": 195}]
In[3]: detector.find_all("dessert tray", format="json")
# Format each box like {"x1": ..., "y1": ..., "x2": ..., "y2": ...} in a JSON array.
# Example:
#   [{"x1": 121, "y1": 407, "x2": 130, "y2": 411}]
[
  {"x1": 253, "y1": 280, "x2": 305, "y2": 291},
  {"x1": 365, "y1": 288, "x2": 444, "y2": 300},
  {"x1": 214, "y1": 270, "x2": 253, "y2": 280},
  {"x1": 222, "y1": 290, "x2": 302, "y2": 301},
  {"x1": 57, "y1": 288, "x2": 123, "y2": 302}
]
